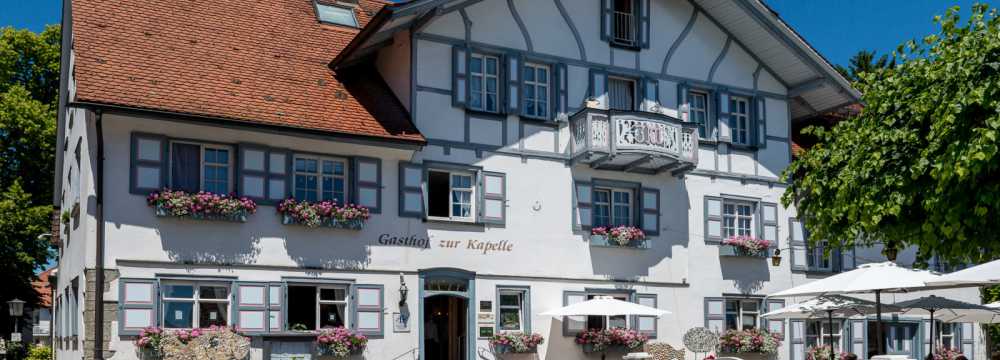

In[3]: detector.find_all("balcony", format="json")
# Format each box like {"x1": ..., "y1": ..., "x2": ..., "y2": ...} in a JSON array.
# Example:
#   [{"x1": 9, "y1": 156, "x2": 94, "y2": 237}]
[{"x1": 569, "y1": 108, "x2": 699, "y2": 175}]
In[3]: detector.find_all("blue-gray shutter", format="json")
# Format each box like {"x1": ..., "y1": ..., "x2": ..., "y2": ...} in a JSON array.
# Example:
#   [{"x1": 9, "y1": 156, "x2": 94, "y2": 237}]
[
  {"x1": 704, "y1": 196, "x2": 723, "y2": 242},
  {"x1": 453, "y1": 46, "x2": 469, "y2": 107},
  {"x1": 760, "y1": 202, "x2": 779, "y2": 249},
  {"x1": 642, "y1": 77, "x2": 659, "y2": 112},
  {"x1": 790, "y1": 319, "x2": 806, "y2": 360},
  {"x1": 923, "y1": 319, "x2": 932, "y2": 359},
  {"x1": 636, "y1": 294, "x2": 657, "y2": 338},
  {"x1": 563, "y1": 291, "x2": 587, "y2": 336},
  {"x1": 958, "y1": 323, "x2": 974, "y2": 360},
  {"x1": 677, "y1": 83, "x2": 690, "y2": 120},
  {"x1": 399, "y1": 162, "x2": 425, "y2": 218},
  {"x1": 789, "y1": 218, "x2": 808, "y2": 271},
  {"x1": 640, "y1": 188, "x2": 660, "y2": 236},
  {"x1": 118, "y1": 279, "x2": 158, "y2": 336},
  {"x1": 704, "y1": 298, "x2": 725, "y2": 332},
  {"x1": 574, "y1": 181, "x2": 594, "y2": 230},
  {"x1": 265, "y1": 149, "x2": 290, "y2": 202},
  {"x1": 849, "y1": 319, "x2": 867, "y2": 358},
  {"x1": 555, "y1": 63, "x2": 568, "y2": 121},
  {"x1": 234, "y1": 282, "x2": 268, "y2": 334},
  {"x1": 841, "y1": 247, "x2": 856, "y2": 271},
  {"x1": 479, "y1": 171, "x2": 506, "y2": 225},
  {"x1": 765, "y1": 299, "x2": 786, "y2": 336},
  {"x1": 268, "y1": 283, "x2": 283, "y2": 332},
  {"x1": 589, "y1": 69, "x2": 608, "y2": 109},
  {"x1": 238, "y1": 144, "x2": 269, "y2": 201},
  {"x1": 600, "y1": 0, "x2": 613, "y2": 41},
  {"x1": 129, "y1": 133, "x2": 167, "y2": 194},
  {"x1": 756, "y1": 97, "x2": 767, "y2": 148},
  {"x1": 354, "y1": 285, "x2": 384, "y2": 337},
  {"x1": 639, "y1": 0, "x2": 651, "y2": 48},
  {"x1": 351, "y1": 157, "x2": 382, "y2": 214},
  {"x1": 717, "y1": 91, "x2": 732, "y2": 143},
  {"x1": 507, "y1": 53, "x2": 522, "y2": 114}
]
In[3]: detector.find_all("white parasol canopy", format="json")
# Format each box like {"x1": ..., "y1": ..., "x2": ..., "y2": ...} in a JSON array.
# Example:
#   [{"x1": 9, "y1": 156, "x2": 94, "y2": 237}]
[
  {"x1": 939, "y1": 301, "x2": 1000, "y2": 324},
  {"x1": 770, "y1": 262, "x2": 941, "y2": 297},
  {"x1": 762, "y1": 295, "x2": 899, "y2": 319},
  {"x1": 540, "y1": 296, "x2": 670, "y2": 317},
  {"x1": 925, "y1": 259, "x2": 1000, "y2": 287}
]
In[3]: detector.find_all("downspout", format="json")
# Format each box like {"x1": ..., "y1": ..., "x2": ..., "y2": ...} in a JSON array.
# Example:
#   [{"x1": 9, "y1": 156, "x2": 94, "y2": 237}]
[{"x1": 92, "y1": 109, "x2": 105, "y2": 360}]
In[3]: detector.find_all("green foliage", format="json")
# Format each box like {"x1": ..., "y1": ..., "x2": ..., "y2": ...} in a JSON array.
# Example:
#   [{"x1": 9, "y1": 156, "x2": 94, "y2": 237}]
[
  {"x1": 25, "y1": 344, "x2": 52, "y2": 360},
  {"x1": 984, "y1": 286, "x2": 1000, "y2": 351},
  {"x1": 0, "y1": 85, "x2": 56, "y2": 204},
  {"x1": 0, "y1": 181, "x2": 53, "y2": 306},
  {"x1": 783, "y1": 4, "x2": 1000, "y2": 263},
  {"x1": 835, "y1": 50, "x2": 895, "y2": 85},
  {"x1": 0, "y1": 25, "x2": 61, "y2": 106}
]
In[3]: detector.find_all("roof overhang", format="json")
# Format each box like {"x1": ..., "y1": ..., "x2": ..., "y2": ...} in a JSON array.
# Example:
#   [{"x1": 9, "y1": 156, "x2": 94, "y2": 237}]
[{"x1": 334, "y1": 0, "x2": 862, "y2": 121}]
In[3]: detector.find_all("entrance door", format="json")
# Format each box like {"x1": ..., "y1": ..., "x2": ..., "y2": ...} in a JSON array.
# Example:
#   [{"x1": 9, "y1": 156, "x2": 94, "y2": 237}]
[
  {"x1": 424, "y1": 296, "x2": 468, "y2": 360},
  {"x1": 869, "y1": 322, "x2": 919, "y2": 359}
]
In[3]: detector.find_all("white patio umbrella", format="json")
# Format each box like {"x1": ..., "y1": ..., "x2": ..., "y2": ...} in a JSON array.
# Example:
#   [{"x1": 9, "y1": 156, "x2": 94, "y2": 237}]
[
  {"x1": 768, "y1": 262, "x2": 942, "y2": 355},
  {"x1": 890, "y1": 295, "x2": 1000, "y2": 355},
  {"x1": 540, "y1": 295, "x2": 671, "y2": 317},
  {"x1": 939, "y1": 301, "x2": 1000, "y2": 324},
  {"x1": 763, "y1": 295, "x2": 901, "y2": 360},
  {"x1": 925, "y1": 259, "x2": 1000, "y2": 287}
]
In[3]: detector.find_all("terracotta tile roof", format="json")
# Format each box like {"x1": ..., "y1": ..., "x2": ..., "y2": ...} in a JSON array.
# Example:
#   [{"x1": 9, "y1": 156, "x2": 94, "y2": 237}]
[
  {"x1": 33, "y1": 268, "x2": 55, "y2": 308},
  {"x1": 71, "y1": 0, "x2": 424, "y2": 143}
]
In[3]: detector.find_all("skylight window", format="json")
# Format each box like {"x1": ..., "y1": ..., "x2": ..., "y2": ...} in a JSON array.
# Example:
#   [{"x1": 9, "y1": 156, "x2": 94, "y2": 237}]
[{"x1": 315, "y1": 2, "x2": 358, "y2": 27}]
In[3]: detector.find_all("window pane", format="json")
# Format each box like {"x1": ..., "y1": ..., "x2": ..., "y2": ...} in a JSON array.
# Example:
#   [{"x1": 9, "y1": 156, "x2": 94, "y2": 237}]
[
  {"x1": 538, "y1": 68, "x2": 547, "y2": 83},
  {"x1": 163, "y1": 284, "x2": 194, "y2": 299},
  {"x1": 200, "y1": 286, "x2": 229, "y2": 300},
  {"x1": 199, "y1": 302, "x2": 228, "y2": 327},
  {"x1": 320, "y1": 288, "x2": 347, "y2": 301},
  {"x1": 609, "y1": 315, "x2": 627, "y2": 329},
  {"x1": 137, "y1": 138, "x2": 161, "y2": 161},
  {"x1": 163, "y1": 302, "x2": 194, "y2": 328},
  {"x1": 315, "y1": 3, "x2": 358, "y2": 27},
  {"x1": 470, "y1": 57, "x2": 482, "y2": 73},
  {"x1": 319, "y1": 303, "x2": 347, "y2": 328},
  {"x1": 499, "y1": 308, "x2": 521, "y2": 330},
  {"x1": 171, "y1": 143, "x2": 201, "y2": 193},
  {"x1": 742, "y1": 315, "x2": 757, "y2": 329},
  {"x1": 486, "y1": 57, "x2": 497, "y2": 75},
  {"x1": 523, "y1": 66, "x2": 534, "y2": 82},
  {"x1": 499, "y1": 293, "x2": 520, "y2": 306}
]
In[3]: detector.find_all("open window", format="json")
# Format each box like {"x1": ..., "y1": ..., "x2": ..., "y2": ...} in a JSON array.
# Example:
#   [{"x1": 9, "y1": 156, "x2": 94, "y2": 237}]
[
  {"x1": 169, "y1": 142, "x2": 233, "y2": 194},
  {"x1": 587, "y1": 293, "x2": 630, "y2": 329},
  {"x1": 286, "y1": 284, "x2": 349, "y2": 331},
  {"x1": 314, "y1": 1, "x2": 358, "y2": 27},
  {"x1": 497, "y1": 289, "x2": 527, "y2": 332},
  {"x1": 427, "y1": 170, "x2": 476, "y2": 222},
  {"x1": 608, "y1": 76, "x2": 637, "y2": 111},
  {"x1": 724, "y1": 298, "x2": 761, "y2": 331}
]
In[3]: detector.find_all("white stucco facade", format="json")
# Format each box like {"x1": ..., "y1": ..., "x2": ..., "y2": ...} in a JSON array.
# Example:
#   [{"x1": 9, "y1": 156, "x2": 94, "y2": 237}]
[{"x1": 50, "y1": 1, "x2": 988, "y2": 360}]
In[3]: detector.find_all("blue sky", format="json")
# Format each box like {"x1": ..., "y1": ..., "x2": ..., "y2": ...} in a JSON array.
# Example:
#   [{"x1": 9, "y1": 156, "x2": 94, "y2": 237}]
[{"x1": 0, "y1": 0, "x2": 989, "y2": 67}]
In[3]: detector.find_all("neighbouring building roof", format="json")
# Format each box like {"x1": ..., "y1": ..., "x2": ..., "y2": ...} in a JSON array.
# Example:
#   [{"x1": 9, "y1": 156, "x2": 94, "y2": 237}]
[
  {"x1": 791, "y1": 103, "x2": 863, "y2": 157},
  {"x1": 69, "y1": 0, "x2": 424, "y2": 144},
  {"x1": 33, "y1": 268, "x2": 55, "y2": 308}
]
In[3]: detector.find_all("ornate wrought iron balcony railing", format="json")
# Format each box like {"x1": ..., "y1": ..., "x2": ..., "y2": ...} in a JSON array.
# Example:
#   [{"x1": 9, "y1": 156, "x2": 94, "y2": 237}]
[{"x1": 569, "y1": 108, "x2": 699, "y2": 175}]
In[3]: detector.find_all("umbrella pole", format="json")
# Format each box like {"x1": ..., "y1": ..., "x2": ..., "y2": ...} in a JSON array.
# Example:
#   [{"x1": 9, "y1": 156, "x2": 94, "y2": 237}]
[
  {"x1": 828, "y1": 310, "x2": 836, "y2": 360},
  {"x1": 929, "y1": 309, "x2": 935, "y2": 358},
  {"x1": 876, "y1": 290, "x2": 885, "y2": 355}
]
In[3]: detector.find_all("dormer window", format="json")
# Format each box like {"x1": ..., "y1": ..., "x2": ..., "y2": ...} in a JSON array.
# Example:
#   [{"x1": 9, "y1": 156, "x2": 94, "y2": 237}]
[
  {"x1": 314, "y1": 1, "x2": 358, "y2": 27},
  {"x1": 612, "y1": 0, "x2": 637, "y2": 47}
]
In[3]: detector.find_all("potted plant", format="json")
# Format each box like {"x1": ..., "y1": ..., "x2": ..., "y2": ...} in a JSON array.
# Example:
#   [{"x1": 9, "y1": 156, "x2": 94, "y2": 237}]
[
  {"x1": 134, "y1": 326, "x2": 163, "y2": 359},
  {"x1": 575, "y1": 328, "x2": 648, "y2": 357},
  {"x1": 315, "y1": 327, "x2": 368, "y2": 359},
  {"x1": 139, "y1": 326, "x2": 250, "y2": 360},
  {"x1": 717, "y1": 329, "x2": 781, "y2": 360},
  {"x1": 146, "y1": 189, "x2": 257, "y2": 222},
  {"x1": 933, "y1": 347, "x2": 964, "y2": 360},
  {"x1": 490, "y1": 332, "x2": 545, "y2": 354},
  {"x1": 278, "y1": 199, "x2": 370, "y2": 230},
  {"x1": 720, "y1": 236, "x2": 771, "y2": 257},
  {"x1": 591, "y1": 226, "x2": 646, "y2": 247}
]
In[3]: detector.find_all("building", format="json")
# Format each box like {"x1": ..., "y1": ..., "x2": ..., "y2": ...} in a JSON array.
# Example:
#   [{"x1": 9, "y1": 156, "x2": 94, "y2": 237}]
[
  {"x1": 50, "y1": 0, "x2": 987, "y2": 359},
  {"x1": 29, "y1": 268, "x2": 56, "y2": 347}
]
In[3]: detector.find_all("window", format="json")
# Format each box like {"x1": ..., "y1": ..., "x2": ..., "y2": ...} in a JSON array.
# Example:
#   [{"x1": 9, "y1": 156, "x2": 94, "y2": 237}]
[
  {"x1": 807, "y1": 241, "x2": 833, "y2": 272},
  {"x1": 608, "y1": 76, "x2": 636, "y2": 111},
  {"x1": 722, "y1": 200, "x2": 755, "y2": 238},
  {"x1": 612, "y1": 0, "x2": 636, "y2": 46},
  {"x1": 314, "y1": 2, "x2": 358, "y2": 27},
  {"x1": 688, "y1": 91, "x2": 709, "y2": 138},
  {"x1": 522, "y1": 63, "x2": 550, "y2": 119},
  {"x1": 806, "y1": 320, "x2": 843, "y2": 348},
  {"x1": 427, "y1": 170, "x2": 475, "y2": 221},
  {"x1": 470, "y1": 53, "x2": 500, "y2": 113},
  {"x1": 294, "y1": 155, "x2": 347, "y2": 203},
  {"x1": 936, "y1": 322, "x2": 955, "y2": 348},
  {"x1": 161, "y1": 282, "x2": 230, "y2": 329},
  {"x1": 730, "y1": 96, "x2": 751, "y2": 145},
  {"x1": 498, "y1": 290, "x2": 525, "y2": 332},
  {"x1": 286, "y1": 285, "x2": 349, "y2": 330},
  {"x1": 587, "y1": 294, "x2": 629, "y2": 329},
  {"x1": 593, "y1": 188, "x2": 633, "y2": 227},
  {"x1": 169, "y1": 142, "x2": 233, "y2": 194},
  {"x1": 725, "y1": 299, "x2": 760, "y2": 331}
]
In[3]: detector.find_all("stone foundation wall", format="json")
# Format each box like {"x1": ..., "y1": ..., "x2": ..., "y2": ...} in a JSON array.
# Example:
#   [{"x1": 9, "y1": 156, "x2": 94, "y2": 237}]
[{"x1": 83, "y1": 269, "x2": 119, "y2": 360}]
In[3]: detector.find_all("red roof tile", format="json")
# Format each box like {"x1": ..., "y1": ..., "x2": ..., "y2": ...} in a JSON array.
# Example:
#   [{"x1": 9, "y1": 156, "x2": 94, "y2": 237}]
[{"x1": 71, "y1": 0, "x2": 424, "y2": 143}]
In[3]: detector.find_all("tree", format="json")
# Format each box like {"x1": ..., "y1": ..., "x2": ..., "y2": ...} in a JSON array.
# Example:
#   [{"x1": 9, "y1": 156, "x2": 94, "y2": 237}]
[
  {"x1": 0, "y1": 181, "x2": 52, "y2": 329},
  {"x1": 0, "y1": 26, "x2": 61, "y2": 105},
  {"x1": 782, "y1": 4, "x2": 1000, "y2": 263},
  {"x1": 834, "y1": 49, "x2": 895, "y2": 85}
]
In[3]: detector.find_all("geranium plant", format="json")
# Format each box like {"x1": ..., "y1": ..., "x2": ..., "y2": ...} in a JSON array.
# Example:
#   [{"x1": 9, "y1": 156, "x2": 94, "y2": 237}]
[
  {"x1": 147, "y1": 189, "x2": 257, "y2": 222},
  {"x1": 933, "y1": 347, "x2": 964, "y2": 360},
  {"x1": 278, "y1": 199, "x2": 371, "y2": 229},
  {"x1": 575, "y1": 328, "x2": 649, "y2": 353},
  {"x1": 135, "y1": 327, "x2": 163, "y2": 357},
  {"x1": 490, "y1": 332, "x2": 545, "y2": 353},
  {"x1": 138, "y1": 326, "x2": 249, "y2": 360},
  {"x1": 718, "y1": 329, "x2": 782, "y2": 354},
  {"x1": 722, "y1": 235, "x2": 772, "y2": 256},
  {"x1": 315, "y1": 327, "x2": 368, "y2": 358},
  {"x1": 592, "y1": 226, "x2": 646, "y2": 246},
  {"x1": 806, "y1": 345, "x2": 842, "y2": 360}
]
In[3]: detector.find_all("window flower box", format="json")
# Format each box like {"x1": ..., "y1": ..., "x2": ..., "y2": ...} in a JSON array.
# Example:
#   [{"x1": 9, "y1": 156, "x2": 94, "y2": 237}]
[
  {"x1": 147, "y1": 189, "x2": 256, "y2": 223},
  {"x1": 315, "y1": 327, "x2": 367, "y2": 359},
  {"x1": 590, "y1": 226, "x2": 649, "y2": 249},
  {"x1": 278, "y1": 199, "x2": 370, "y2": 230},
  {"x1": 576, "y1": 328, "x2": 648, "y2": 355},
  {"x1": 490, "y1": 332, "x2": 544, "y2": 354},
  {"x1": 720, "y1": 236, "x2": 771, "y2": 257},
  {"x1": 718, "y1": 329, "x2": 782, "y2": 355}
]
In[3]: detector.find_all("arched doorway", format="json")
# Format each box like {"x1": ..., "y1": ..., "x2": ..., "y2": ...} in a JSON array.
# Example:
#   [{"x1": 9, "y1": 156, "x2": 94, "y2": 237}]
[{"x1": 419, "y1": 268, "x2": 475, "y2": 360}]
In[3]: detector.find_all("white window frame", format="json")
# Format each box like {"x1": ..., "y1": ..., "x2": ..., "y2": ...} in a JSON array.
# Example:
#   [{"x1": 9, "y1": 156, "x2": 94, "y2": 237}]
[
  {"x1": 593, "y1": 187, "x2": 633, "y2": 228},
  {"x1": 807, "y1": 241, "x2": 834, "y2": 272},
  {"x1": 497, "y1": 290, "x2": 525, "y2": 332},
  {"x1": 470, "y1": 53, "x2": 500, "y2": 113},
  {"x1": 316, "y1": 285, "x2": 350, "y2": 330},
  {"x1": 937, "y1": 322, "x2": 954, "y2": 347},
  {"x1": 160, "y1": 281, "x2": 231, "y2": 329},
  {"x1": 293, "y1": 154, "x2": 348, "y2": 203},
  {"x1": 724, "y1": 299, "x2": 760, "y2": 331},
  {"x1": 730, "y1": 96, "x2": 751, "y2": 145},
  {"x1": 168, "y1": 141, "x2": 234, "y2": 194},
  {"x1": 314, "y1": 1, "x2": 359, "y2": 27},
  {"x1": 722, "y1": 200, "x2": 755, "y2": 238},
  {"x1": 427, "y1": 169, "x2": 477, "y2": 223},
  {"x1": 587, "y1": 293, "x2": 630, "y2": 329},
  {"x1": 688, "y1": 90, "x2": 709, "y2": 138},
  {"x1": 806, "y1": 320, "x2": 843, "y2": 349},
  {"x1": 522, "y1": 63, "x2": 550, "y2": 119},
  {"x1": 608, "y1": 76, "x2": 637, "y2": 111}
]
